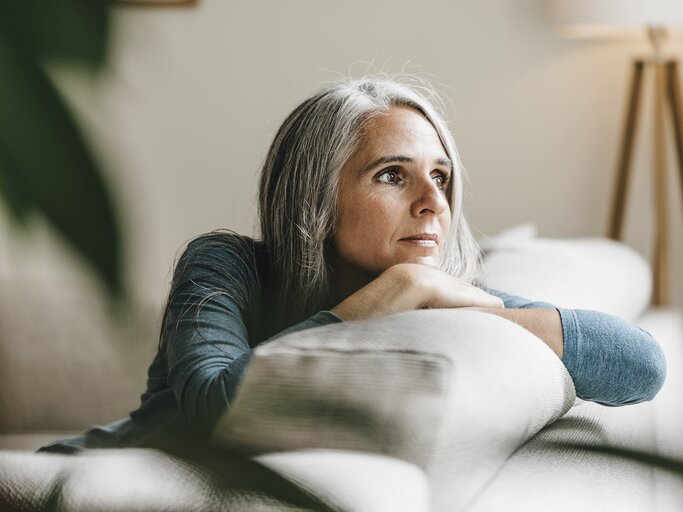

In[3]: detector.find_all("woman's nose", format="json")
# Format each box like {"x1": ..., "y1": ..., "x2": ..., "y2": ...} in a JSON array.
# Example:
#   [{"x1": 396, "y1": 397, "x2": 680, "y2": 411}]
[{"x1": 410, "y1": 177, "x2": 449, "y2": 218}]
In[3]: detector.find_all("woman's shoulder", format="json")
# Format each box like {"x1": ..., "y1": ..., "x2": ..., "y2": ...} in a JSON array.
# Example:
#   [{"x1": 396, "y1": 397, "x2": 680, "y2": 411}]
[
  {"x1": 174, "y1": 230, "x2": 267, "y2": 288},
  {"x1": 160, "y1": 230, "x2": 271, "y2": 347},
  {"x1": 183, "y1": 229, "x2": 262, "y2": 256}
]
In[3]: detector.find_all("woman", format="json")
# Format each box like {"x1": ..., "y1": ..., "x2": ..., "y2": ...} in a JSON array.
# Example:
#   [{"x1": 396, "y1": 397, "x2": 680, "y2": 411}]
[{"x1": 40, "y1": 76, "x2": 666, "y2": 454}]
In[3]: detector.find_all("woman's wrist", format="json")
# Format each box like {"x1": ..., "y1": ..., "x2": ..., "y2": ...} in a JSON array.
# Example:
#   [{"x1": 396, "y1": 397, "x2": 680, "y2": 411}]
[
  {"x1": 385, "y1": 263, "x2": 428, "y2": 309},
  {"x1": 330, "y1": 263, "x2": 424, "y2": 321},
  {"x1": 463, "y1": 306, "x2": 564, "y2": 359}
]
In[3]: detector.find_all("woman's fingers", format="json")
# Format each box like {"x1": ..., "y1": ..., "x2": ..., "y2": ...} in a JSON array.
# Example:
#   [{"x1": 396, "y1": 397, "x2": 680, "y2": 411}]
[
  {"x1": 329, "y1": 263, "x2": 504, "y2": 321},
  {"x1": 409, "y1": 265, "x2": 503, "y2": 309}
]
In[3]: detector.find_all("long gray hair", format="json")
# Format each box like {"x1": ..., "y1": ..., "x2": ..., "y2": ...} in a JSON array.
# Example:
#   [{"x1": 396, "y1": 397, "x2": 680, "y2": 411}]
[{"x1": 259, "y1": 75, "x2": 484, "y2": 328}]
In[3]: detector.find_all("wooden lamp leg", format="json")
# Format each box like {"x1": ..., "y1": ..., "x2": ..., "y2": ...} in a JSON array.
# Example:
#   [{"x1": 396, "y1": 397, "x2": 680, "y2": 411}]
[
  {"x1": 609, "y1": 61, "x2": 644, "y2": 241},
  {"x1": 662, "y1": 60, "x2": 683, "y2": 307},
  {"x1": 666, "y1": 60, "x2": 683, "y2": 237},
  {"x1": 653, "y1": 62, "x2": 670, "y2": 306}
]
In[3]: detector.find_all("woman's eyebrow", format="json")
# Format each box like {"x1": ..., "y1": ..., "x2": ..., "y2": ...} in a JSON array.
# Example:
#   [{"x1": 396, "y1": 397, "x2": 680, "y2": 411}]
[{"x1": 360, "y1": 154, "x2": 453, "y2": 175}]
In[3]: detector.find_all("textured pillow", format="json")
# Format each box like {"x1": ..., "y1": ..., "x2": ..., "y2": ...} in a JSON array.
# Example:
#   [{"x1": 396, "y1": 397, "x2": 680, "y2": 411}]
[
  {"x1": 477, "y1": 223, "x2": 652, "y2": 322},
  {"x1": 212, "y1": 308, "x2": 576, "y2": 511}
]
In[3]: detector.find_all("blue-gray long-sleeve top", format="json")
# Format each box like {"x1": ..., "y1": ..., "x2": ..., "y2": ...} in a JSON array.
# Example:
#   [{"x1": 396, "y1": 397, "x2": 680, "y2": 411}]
[
  {"x1": 38, "y1": 232, "x2": 667, "y2": 454},
  {"x1": 478, "y1": 287, "x2": 667, "y2": 407}
]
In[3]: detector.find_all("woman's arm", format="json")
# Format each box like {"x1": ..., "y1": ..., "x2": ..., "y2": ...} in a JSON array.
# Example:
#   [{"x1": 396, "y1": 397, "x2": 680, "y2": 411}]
[
  {"x1": 555, "y1": 307, "x2": 667, "y2": 406},
  {"x1": 162, "y1": 236, "x2": 340, "y2": 434},
  {"x1": 162, "y1": 251, "x2": 254, "y2": 433},
  {"x1": 330, "y1": 263, "x2": 504, "y2": 321},
  {"x1": 460, "y1": 306, "x2": 564, "y2": 359},
  {"x1": 165, "y1": 281, "x2": 343, "y2": 433},
  {"x1": 480, "y1": 287, "x2": 667, "y2": 406},
  {"x1": 329, "y1": 265, "x2": 666, "y2": 407},
  {"x1": 330, "y1": 262, "x2": 562, "y2": 356}
]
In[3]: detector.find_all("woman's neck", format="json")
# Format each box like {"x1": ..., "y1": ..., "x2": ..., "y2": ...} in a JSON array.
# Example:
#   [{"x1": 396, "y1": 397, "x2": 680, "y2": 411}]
[{"x1": 329, "y1": 252, "x2": 376, "y2": 305}]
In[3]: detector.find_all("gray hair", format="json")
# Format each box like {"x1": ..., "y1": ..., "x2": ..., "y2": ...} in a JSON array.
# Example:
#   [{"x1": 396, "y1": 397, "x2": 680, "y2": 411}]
[{"x1": 259, "y1": 75, "x2": 484, "y2": 326}]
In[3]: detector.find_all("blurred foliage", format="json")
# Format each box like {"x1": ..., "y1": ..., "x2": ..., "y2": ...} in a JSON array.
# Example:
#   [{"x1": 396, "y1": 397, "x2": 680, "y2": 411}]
[{"x1": 0, "y1": 0, "x2": 123, "y2": 301}]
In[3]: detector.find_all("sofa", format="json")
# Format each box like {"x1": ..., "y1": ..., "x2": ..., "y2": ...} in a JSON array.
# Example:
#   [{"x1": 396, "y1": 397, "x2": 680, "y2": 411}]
[{"x1": 1, "y1": 223, "x2": 682, "y2": 511}]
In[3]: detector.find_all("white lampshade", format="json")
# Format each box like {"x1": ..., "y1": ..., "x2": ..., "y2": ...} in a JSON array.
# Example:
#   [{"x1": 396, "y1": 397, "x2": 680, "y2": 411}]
[{"x1": 551, "y1": 0, "x2": 683, "y2": 39}]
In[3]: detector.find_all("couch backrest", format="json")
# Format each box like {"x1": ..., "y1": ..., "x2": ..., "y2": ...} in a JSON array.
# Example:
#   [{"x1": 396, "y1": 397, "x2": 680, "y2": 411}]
[
  {"x1": 0, "y1": 279, "x2": 160, "y2": 433},
  {"x1": 479, "y1": 228, "x2": 652, "y2": 322}
]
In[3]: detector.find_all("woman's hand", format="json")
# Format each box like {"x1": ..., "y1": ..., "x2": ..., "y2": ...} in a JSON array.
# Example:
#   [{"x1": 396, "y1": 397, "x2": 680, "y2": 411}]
[{"x1": 330, "y1": 263, "x2": 504, "y2": 321}]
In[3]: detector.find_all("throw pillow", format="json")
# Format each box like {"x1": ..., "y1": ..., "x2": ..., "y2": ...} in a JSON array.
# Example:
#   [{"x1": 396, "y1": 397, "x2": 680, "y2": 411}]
[{"x1": 212, "y1": 308, "x2": 576, "y2": 510}]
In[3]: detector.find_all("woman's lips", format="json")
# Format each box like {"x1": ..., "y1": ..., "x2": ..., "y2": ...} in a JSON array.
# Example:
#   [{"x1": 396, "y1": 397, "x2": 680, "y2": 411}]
[
  {"x1": 398, "y1": 239, "x2": 438, "y2": 247},
  {"x1": 399, "y1": 234, "x2": 438, "y2": 247}
]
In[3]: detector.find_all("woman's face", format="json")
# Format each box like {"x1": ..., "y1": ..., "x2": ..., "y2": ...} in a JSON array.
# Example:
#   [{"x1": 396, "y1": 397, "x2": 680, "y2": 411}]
[{"x1": 332, "y1": 105, "x2": 453, "y2": 287}]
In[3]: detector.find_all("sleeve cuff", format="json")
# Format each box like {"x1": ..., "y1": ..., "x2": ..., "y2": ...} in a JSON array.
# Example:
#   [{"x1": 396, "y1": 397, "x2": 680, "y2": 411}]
[
  {"x1": 554, "y1": 307, "x2": 667, "y2": 406},
  {"x1": 312, "y1": 310, "x2": 344, "y2": 324},
  {"x1": 556, "y1": 306, "x2": 580, "y2": 371}
]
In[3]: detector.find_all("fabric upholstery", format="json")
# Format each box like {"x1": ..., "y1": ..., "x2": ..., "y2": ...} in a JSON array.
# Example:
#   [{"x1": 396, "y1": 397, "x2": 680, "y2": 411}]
[
  {"x1": 254, "y1": 450, "x2": 431, "y2": 512},
  {"x1": 467, "y1": 308, "x2": 683, "y2": 512},
  {"x1": 0, "y1": 448, "x2": 429, "y2": 512},
  {"x1": 0, "y1": 279, "x2": 159, "y2": 434},
  {"x1": 478, "y1": 223, "x2": 652, "y2": 322},
  {"x1": 212, "y1": 308, "x2": 576, "y2": 510}
]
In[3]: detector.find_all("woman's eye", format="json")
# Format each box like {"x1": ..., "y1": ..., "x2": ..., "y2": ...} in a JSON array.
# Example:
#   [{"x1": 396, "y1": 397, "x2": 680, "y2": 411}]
[
  {"x1": 433, "y1": 172, "x2": 450, "y2": 189},
  {"x1": 377, "y1": 168, "x2": 400, "y2": 184}
]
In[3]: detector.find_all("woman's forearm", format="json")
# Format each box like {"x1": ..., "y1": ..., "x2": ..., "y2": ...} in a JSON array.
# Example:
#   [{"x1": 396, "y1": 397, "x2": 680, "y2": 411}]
[
  {"x1": 330, "y1": 265, "x2": 423, "y2": 321},
  {"x1": 464, "y1": 307, "x2": 564, "y2": 359},
  {"x1": 556, "y1": 308, "x2": 666, "y2": 405},
  {"x1": 330, "y1": 264, "x2": 504, "y2": 321}
]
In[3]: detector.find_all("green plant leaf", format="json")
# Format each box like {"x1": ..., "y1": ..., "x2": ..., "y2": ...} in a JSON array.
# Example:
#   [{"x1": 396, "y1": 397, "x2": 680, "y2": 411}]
[
  {"x1": 0, "y1": 0, "x2": 110, "y2": 66},
  {"x1": 0, "y1": 143, "x2": 32, "y2": 225},
  {"x1": 0, "y1": 32, "x2": 123, "y2": 298}
]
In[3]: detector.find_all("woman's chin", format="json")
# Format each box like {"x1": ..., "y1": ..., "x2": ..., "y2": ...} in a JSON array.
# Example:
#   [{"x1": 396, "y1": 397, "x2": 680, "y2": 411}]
[{"x1": 396, "y1": 255, "x2": 440, "y2": 268}]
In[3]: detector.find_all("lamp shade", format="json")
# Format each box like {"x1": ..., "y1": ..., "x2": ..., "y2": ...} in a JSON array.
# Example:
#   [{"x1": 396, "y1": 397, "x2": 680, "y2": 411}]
[{"x1": 551, "y1": 0, "x2": 683, "y2": 39}]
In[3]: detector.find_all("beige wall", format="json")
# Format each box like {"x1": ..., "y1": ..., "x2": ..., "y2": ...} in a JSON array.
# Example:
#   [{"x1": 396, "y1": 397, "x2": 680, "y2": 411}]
[{"x1": 0, "y1": 0, "x2": 681, "y2": 307}]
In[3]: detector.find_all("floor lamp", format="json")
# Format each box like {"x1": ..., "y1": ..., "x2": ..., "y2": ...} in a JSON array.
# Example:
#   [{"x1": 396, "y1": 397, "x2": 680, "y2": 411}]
[{"x1": 552, "y1": 0, "x2": 683, "y2": 306}]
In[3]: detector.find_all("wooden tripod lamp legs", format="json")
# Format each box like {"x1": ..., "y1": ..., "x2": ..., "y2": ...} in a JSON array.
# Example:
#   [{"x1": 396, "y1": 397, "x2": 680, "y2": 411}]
[
  {"x1": 609, "y1": 61, "x2": 643, "y2": 243},
  {"x1": 667, "y1": 61, "x2": 683, "y2": 237},
  {"x1": 608, "y1": 59, "x2": 683, "y2": 306},
  {"x1": 653, "y1": 61, "x2": 670, "y2": 305}
]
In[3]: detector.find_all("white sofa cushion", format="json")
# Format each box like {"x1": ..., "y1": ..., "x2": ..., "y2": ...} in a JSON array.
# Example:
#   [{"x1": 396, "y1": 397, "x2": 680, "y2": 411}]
[
  {"x1": 255, "y1": 449, "x2": 431, "y2": 512},
  {"x1": 478, "y1": 223, "x2": 652, "y2": 322},
  {"x1": 466, "y1": 309, "x2": 683, "y2": 512},
  {"x1": 212, "y1": 308, "x2": 576, "y2": 511},
  {"x1": 1, "y1": 447, "x2": 425, "y2": 512}
]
